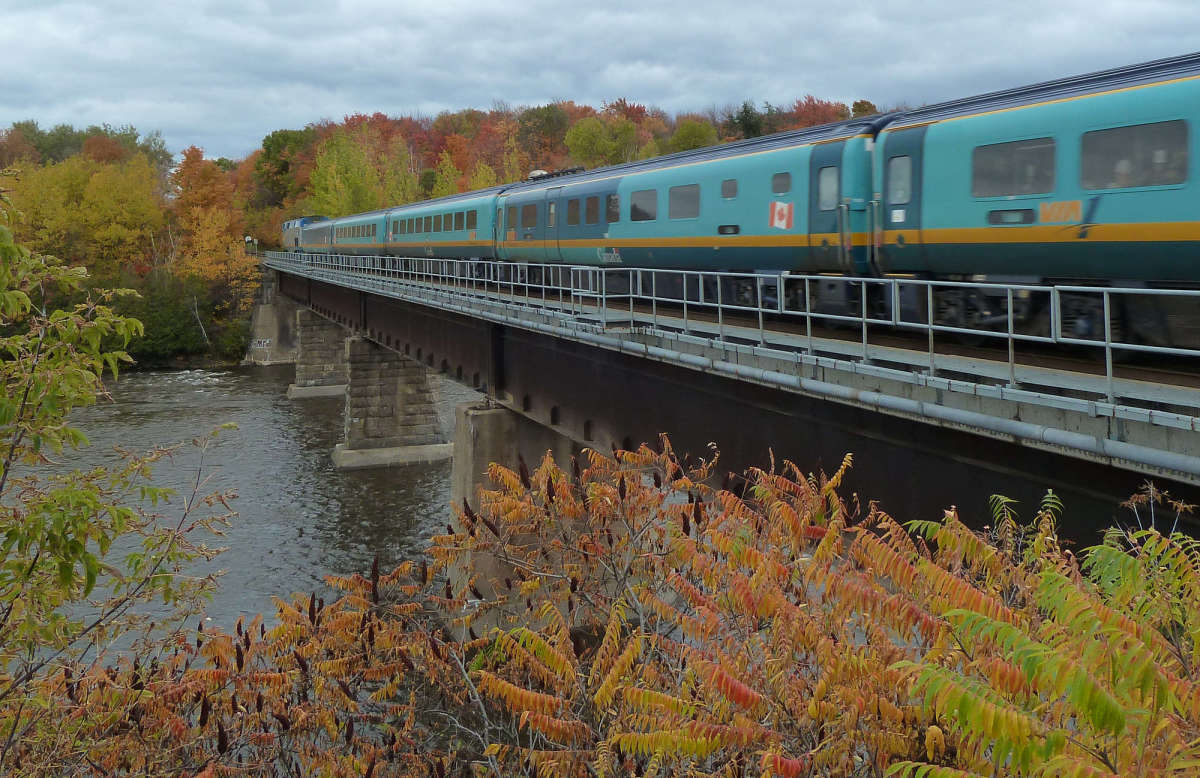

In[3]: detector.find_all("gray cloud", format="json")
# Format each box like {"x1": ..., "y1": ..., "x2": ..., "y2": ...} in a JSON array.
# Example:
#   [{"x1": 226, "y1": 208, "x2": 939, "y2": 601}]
[{"x1": 2, "y1": 0, "x2": 1198, "y2": 159}]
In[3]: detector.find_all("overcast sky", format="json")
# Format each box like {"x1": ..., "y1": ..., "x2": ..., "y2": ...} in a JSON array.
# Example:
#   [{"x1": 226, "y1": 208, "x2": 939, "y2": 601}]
[{"x1": 3, "y1": 0, "x2": 1199, "y2": 161}]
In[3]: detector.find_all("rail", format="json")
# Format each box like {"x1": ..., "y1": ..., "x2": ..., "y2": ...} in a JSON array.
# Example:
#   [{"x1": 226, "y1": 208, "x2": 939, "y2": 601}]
[{"x1": 263, "y1": 251, "x2": 1200, "y2": 411}]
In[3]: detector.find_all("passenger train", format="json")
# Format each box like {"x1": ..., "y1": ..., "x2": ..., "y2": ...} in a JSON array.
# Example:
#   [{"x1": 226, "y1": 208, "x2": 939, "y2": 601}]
[{"x1": 283, "y1": 53, "x2": 1200, "y2": 348}]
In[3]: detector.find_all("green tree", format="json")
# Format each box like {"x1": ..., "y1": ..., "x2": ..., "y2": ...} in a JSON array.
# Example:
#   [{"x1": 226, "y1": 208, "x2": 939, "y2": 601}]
[
  {"x1": 309, "y1": 127, "x2": 421, "y2": 217},
  {"x1": 379, "y1": 134, "x2": 420, "y2": 205},
  {"x1": 668, "y1": 118, "x2": 718, "y2": 153},
  {"x1": 468, "y1": 160, "x2": 499, "y2": 190},
  {"x1": 430, "y1": 150, "x2": 461, "y2": 198},
  {"x1": 564, "y1": 116, "x2": 638, "y2": 167},
  {"x1": 307, "y1": 129, "x2": 383, "y2": 218},
  {"x1": 0, "y1": 182, "x2": 224, "y2": 771},
  {"x1": 729, "y1": 100, "x2": 764, "y2": 138}
]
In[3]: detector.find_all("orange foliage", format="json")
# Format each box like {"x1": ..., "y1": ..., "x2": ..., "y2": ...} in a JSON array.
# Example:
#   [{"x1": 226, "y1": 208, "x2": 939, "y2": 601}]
[{"x1": 12, "y1": 440, "x2": 1198, "y2": 776}]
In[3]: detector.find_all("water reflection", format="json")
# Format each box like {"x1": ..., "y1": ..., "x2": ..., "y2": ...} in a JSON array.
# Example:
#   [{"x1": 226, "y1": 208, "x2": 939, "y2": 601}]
[{"x1": 62, "y1": 365, "x2": 480, "y2": 630}]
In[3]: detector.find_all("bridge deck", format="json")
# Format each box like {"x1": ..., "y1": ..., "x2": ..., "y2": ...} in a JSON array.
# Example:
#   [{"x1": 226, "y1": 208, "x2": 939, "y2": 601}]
[{"x1": 263, "y1": 251, "x2": 1200, "y2": 486}]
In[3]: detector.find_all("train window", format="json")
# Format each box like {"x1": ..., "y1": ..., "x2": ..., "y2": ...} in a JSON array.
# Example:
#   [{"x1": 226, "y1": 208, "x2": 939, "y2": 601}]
[
  {"x1": 424, "y1": 216, "x2": 433, "y2": 233},
  {"x1": 507, "y1": 206, "x2": 518, "y2": 229},
  {"x1": 606, "y1": 194, "x2": 620, "y2": 223},
  {"x1": 455, "y1": 211, "x2": 465, "y2": 230},
  {"x1": 547, "y1": 202, "x2": 556, "y2": 228},
  {"x1": 817, "y1": 166, "x2": 838, "y2": 210},
  {"x1": 567, "y1": 199, "x2": 581, "y2": 226},
  {"x1": 972, "y1": 138, "x2": 1055, "y2": 197},
  {"x1": 721, "y1": 179, "x2": 738, "y2": 199},
  {"x1": 1081, "y1": 120, "x2": 1187, "y2": 189},
  {"x1": 434, "y1": 214, "x2": 443, "y2": 232},
  {"x1": 669, "y1": 184, "x2": 700, "y2": 219},
  {"x1": 631, "y1": 189, "x2": 657, "y2": 221},
  {"x1": 887, "y1": 156, "x2": 912, "y2": 205},
  {"x1": 771, "y1": 173, "x2": 791, "y2": 194},
  {"x1": 466, "y1": 210, "x2": 477, "y2": 230},
  {"x1": 372, "y1": 224, "x2": 377, "y2": 237},
  {"x1": 987, "y1": 209, "x2": 1036, "y2": 225},
  {"x1": 407, "y1": 218, "x2": 415, "y2": 234},
  {"x1": 585, "y1": 196, "x2": 599, "y2": 224},
  {"x1": 521, "y1": 204, "x2": 537, "y2": 228}
]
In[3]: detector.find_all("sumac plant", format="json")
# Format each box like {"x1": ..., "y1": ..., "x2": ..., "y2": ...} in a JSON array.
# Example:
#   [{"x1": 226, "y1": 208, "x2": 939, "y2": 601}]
[{"x1": 22, "y1": 435, "x2": 1195, "y2": 777}]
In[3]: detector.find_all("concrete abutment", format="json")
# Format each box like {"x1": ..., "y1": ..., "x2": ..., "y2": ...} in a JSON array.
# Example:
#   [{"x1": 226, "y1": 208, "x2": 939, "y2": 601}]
[
  {"x1": 450, "y1": 402, "x2": 579, "y2": 511},
  {"x1": 243, "y1": 269, "x2": 300, "y2": 366}
]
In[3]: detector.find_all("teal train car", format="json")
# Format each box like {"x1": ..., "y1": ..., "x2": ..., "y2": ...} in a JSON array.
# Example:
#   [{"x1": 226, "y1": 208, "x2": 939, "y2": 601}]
[
  {"x1": 877, "y1": 54, "x2": 1198, "y2": 283},
  {"x1": 382, "y1": 188, "x2": 502, "y2": 259},
  {"x1": 493, "y1": 116, "x2": 889, "y2": 275},
  {"x1": 289, "y1": 52, "x2": 1200, "y2": 345}
]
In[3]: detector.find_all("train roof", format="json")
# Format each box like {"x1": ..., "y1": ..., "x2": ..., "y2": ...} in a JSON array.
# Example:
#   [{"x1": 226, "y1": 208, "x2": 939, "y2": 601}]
[
  {"x1": 498, "y1": 113, "x2": 897, "y2": 194},
  {"x1": 889, "y1": 51, "x2": 1200, "y2": 128}
]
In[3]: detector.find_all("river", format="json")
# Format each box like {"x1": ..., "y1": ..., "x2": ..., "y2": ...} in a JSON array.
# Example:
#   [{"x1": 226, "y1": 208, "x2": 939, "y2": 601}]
[{"x1": 61, "y1": 364, "x2": 481, "y2": 630}]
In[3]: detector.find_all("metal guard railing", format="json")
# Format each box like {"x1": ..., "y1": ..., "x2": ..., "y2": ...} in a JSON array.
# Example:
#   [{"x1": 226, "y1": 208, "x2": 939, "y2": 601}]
[{"x1": 263, "y1": 251, "x2": 1200, "y2": 407}]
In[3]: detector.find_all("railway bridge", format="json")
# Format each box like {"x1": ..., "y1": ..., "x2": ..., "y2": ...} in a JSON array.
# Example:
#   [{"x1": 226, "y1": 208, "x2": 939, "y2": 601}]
[{"x1": 249, "y1": 251, "x2": 1200, "y2": 529}]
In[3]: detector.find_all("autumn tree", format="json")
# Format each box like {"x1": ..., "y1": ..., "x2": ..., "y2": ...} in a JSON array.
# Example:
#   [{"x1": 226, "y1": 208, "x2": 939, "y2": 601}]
[
  {"x1": 254, "y1": 127, "x2": 321, "y2": 207},
  {"x1": 787, "y1": 94, "x2": 852, "y2": 128},
  {"x1": 852, "y1": 98, "x2": 879, "y2": 117},
  {"x1": 168, "y1": 146, "x2": 261, "y2": 330},
  {"x1": 8, "y1": 153, "x2": 164, "y2": 280},
  {"x1": 517, "y1": 103, "x2": 571, "y2": 170},
  {"x1": 0, "y1": 124, "x2": 41, "y2": 167}
]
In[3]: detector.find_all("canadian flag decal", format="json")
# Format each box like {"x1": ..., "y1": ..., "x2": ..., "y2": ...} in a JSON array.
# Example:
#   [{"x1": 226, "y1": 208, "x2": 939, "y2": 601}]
[{"x1": 769, "y1": 201, "x2": 794, "y2": 230}]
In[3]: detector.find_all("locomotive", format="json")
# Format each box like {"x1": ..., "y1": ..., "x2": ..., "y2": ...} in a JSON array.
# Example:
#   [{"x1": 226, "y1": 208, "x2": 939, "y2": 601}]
[{"x1": 285, "y1": 53, "x2": 1200, "y2": 348}]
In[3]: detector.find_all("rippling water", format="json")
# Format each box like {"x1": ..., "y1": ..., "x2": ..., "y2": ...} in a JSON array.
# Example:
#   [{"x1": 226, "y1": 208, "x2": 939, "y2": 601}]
[{"x1": 60, "y1": 365, "x2": 481, "y2": 629}]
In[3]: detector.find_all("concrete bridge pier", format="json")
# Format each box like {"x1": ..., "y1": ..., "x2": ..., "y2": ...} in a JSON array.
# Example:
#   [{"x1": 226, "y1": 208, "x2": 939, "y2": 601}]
[
  {"x1": 286, "y1": 308, "x2": 349, "y2": 399},
  {"x1": 448, "y1": 402, "x2": 580, "y2": 635},
  {"x1": 331, "y1": 337, "x2": 454, "y2": 469},
  {"x1": 450, "y1": 402, "x2": 579, "y2": 512}
]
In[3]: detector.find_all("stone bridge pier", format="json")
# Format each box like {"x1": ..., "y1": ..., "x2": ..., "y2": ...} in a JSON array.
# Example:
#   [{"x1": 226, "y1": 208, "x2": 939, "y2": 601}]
[
  {"x1": 286, "y1": 308, "x2": 348, "y2": 399},
  {"x1": 331, "y1": 337, "x2": 454, "y2": 469},
  {"x1": 250, "y1": 272, "x2": 588, "y2": 486}
]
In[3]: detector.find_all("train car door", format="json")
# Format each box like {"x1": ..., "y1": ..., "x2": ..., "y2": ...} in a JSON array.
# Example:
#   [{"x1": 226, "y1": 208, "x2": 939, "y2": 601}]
[
  {"x1": 879, "y1": 126, "x2": 927, "y2": 271},
  {"x1": 494, "y1": 204, "x2": 504, "y2": 260},
  {"x1": 544, "y1": 186, "x2": 564, "y2": 263},
  {"x1": 808, "y1": 141, "x2": 846, "y2": 271}
]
